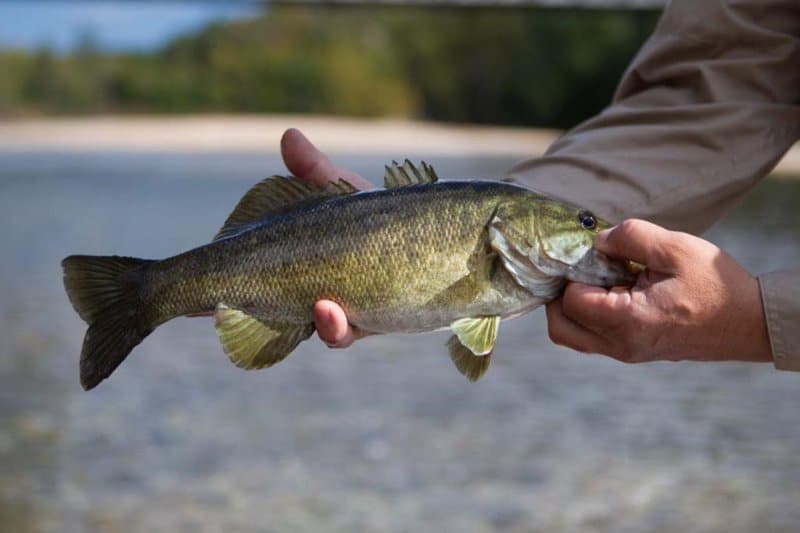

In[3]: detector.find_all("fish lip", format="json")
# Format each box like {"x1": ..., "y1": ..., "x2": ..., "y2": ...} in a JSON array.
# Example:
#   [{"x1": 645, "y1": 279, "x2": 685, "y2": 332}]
[
  {"x1": 532, "y1": 244, "x2": 633, "y2": 288},
  {"x1": 563, "y1": 249, "x2": 636, "y2": 287}
]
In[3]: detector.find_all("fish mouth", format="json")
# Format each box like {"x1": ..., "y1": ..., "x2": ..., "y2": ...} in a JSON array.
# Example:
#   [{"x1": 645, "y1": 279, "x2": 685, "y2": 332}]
[
  {"x1": 564, "y1": 248, "x2": 637, "y2": 287},
  {"x1": 528, "y1": 234, "x2": 634, "y2": 288}
]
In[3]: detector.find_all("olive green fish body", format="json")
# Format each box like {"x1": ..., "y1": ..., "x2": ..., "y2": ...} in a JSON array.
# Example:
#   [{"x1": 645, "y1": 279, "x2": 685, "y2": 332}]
[
  {"x1": 142, "y1": 182, "x2": 542, "y2": 334},
  {"x1": 62, "y1": 160, "x2": 635, "y2": 390}
]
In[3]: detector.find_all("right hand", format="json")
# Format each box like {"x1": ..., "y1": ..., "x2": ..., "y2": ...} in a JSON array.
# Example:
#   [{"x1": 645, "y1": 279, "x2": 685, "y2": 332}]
[
  {"x1": 280, "y1": 128, "x2": 373, "y2": 348},
  {"x1": 545, "y1": 219, "x2": 772, "y2": 364}
]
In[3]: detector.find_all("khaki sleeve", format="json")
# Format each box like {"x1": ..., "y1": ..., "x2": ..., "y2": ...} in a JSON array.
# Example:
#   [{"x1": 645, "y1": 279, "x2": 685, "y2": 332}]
[
  {"x1": 509, "y1": 0, "x2": 800, "y2": 370},
  {"x1": 510, "y1": 0, "x2": 800, "y2": 233},
  {"x1": 760, "y1": 270, "x2": 800, "y2": 371}
]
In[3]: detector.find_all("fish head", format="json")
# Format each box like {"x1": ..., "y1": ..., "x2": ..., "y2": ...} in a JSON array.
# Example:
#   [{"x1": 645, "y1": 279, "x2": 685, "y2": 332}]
[
  {"x1": 490, "y1": 195, "x2": 636, "y2": 297},
  {"x1": 533, "y1": 199, "x2": 637, "y2": 287}
]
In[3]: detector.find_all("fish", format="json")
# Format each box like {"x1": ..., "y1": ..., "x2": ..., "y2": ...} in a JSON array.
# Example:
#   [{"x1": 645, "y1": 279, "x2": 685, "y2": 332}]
[{"x1": 62, "y1": 160, "x2": 635, "y2": 390}]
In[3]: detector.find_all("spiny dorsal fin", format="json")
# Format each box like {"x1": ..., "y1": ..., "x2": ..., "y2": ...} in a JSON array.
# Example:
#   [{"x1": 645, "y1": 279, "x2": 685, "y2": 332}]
[
  {"x1": 214, "y1": 303, "x2": 314, "y2": 370},
  {"x1": 383, "y1": 159, "x2": 438, "y2": 189},
  {"x1": 214, "y1": 176, "x2": 358, "y2": 241}
]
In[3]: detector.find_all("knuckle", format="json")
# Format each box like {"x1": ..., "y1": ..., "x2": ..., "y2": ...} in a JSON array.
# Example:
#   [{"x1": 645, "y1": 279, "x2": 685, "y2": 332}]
[
  {"x1": 672, "y1": 231, "x2": 718, "y2": 263},
  {"x1": 616, "y1": 219, "x2": 642, "y2": 240},
  {"x1": 668, "y1": 232, "x2": 694, "y2": 257}
]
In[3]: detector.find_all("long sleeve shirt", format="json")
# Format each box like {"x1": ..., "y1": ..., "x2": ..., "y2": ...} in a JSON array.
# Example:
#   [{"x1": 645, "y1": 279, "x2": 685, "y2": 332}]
[{"x1": 509, "y1": 0, "x2": 800, "y2": 370}]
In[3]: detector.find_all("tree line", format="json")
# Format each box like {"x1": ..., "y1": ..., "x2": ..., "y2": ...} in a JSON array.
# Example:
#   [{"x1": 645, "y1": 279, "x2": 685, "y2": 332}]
[{"x1": 0, "y1": 7, "x2": 658, "y2": 128}]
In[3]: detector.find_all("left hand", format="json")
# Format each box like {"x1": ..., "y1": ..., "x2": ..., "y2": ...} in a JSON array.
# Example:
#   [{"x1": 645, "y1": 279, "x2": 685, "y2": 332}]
[
  {"x1": 280, "y1": 128, "x2": 373, "y2": 348},
  {"x1": 545, "y1": 219, "x2": 773, "y2": 364}
]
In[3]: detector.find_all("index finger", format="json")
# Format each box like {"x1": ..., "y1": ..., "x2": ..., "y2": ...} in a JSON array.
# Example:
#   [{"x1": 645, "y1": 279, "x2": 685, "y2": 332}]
[
  {"x1": 280, "y1": 128, "x2": 373, "y2": 190},
  {"x1": 594, "y1": 219, "x2": 680, "y2": 273},
  {"x1": 560, "y1": 282, "x2": 633, "y2": 333}
]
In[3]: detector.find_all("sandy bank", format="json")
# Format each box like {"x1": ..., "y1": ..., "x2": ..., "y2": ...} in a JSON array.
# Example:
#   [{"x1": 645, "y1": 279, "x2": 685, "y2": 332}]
[
  {"x1": 1, "y1": 114, "x2": 798, "y2": 175},
  {"x1": 0, "y1": 115, "x2": 557, "y2": 157}
]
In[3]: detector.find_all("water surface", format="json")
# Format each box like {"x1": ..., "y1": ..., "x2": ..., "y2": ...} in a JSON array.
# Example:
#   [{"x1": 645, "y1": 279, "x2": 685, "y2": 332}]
[{"x1": 1, "y1": 152, "x2": 799, "y2": 532}]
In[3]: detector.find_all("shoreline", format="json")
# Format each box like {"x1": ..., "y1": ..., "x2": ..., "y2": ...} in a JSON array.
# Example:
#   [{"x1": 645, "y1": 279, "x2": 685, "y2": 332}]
[{"x1": 1, "y1": 114, "x2": 798, "y2": 176}]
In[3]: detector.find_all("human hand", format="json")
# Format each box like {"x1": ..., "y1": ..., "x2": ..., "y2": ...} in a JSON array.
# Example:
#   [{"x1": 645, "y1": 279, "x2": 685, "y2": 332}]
[
  {"x1": 545, "y1": 219, "x2": 773, "y2": 364},
  {"x1": 280, "y1": 128, "x2": 372, "y2": 348}
]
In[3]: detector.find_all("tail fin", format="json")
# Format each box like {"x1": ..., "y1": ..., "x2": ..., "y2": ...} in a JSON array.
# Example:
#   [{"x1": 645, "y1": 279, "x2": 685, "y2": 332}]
[{"x1": 62, "y1": 255, "x2": 156, "y2": 390}]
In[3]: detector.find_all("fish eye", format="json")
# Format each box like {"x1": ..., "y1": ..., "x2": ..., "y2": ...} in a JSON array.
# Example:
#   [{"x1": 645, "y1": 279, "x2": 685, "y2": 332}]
[{"x1": 578, "y1": 210, "x2": 597, "y2": 230}]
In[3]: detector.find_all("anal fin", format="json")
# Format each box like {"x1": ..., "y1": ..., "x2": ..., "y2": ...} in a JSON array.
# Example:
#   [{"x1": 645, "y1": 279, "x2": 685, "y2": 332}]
[{"x1": 214, "y1": 304, "x2": 313, "y2": 370}]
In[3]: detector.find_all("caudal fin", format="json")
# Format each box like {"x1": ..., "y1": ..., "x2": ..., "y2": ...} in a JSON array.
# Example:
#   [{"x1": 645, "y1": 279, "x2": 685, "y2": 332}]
[{"x1": 62, "y1": 255, "x2": 155, "y2": 390}]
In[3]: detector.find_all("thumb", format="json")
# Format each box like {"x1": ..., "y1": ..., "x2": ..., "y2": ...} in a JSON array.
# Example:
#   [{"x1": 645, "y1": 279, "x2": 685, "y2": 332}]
[{"x1": 593, "y1": 219, "x2": 680, "y2": 272}]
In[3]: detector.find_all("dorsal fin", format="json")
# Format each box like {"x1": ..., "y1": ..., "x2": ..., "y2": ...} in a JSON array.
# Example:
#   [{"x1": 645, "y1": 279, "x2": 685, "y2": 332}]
[
  {"x1": 383, "y1": 159, "x2": 438, "y2": 189},
  {"x1": 214, "y1": 175, "x2": 358, "y2": 241}
]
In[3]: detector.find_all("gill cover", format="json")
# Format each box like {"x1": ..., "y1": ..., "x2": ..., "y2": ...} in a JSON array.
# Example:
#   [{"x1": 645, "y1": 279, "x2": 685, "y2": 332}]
[
  {"x1": 488, "y1": 204, "x2": 567, "y2": 300},
  {"x1": 489, "y1": 199, "x2": 632, "y2": 292}
]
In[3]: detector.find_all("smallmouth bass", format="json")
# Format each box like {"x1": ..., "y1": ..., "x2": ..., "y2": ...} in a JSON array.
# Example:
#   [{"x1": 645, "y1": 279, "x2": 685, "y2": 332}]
[{"x1": 63, "y1": 161, "x2": 634, "y2": 390}]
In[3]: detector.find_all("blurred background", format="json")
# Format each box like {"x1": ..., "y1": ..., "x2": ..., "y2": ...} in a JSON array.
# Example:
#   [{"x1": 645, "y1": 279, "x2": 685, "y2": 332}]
[{"x1": 1, "y1": 1, "x2": 800, "y2": 532}]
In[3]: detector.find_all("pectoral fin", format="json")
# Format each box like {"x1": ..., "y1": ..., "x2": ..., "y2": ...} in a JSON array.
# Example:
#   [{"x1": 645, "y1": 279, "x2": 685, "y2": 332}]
[
  {"x1": 446, "y1": 316, "x2": 500, "y2": 382},
  {"x1": 214, "y1": 304, "x2": 314, "y2": 370},
  {"x1": 450, "y1": 316, "x2": 500, "y2": 356}
]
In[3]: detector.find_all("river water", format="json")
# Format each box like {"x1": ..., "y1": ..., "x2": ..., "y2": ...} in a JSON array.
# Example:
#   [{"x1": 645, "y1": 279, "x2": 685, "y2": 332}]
[{"x1": 1, "y1": 152, "x2": 799, "y2": 532}]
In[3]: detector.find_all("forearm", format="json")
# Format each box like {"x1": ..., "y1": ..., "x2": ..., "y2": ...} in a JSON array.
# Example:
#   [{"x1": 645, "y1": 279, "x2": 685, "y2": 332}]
[
  {"x1": 516, "y1": 0, "x2": 800, "y2": 369},
  {"x1": 510, "y1": 0, "x2": 800, "y2": 234}
]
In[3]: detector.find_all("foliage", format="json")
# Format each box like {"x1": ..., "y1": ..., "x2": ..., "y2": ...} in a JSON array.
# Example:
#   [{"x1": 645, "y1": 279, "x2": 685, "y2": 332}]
[{"x1": 0, "y1": 7, "x2": 658, "y2": 128}]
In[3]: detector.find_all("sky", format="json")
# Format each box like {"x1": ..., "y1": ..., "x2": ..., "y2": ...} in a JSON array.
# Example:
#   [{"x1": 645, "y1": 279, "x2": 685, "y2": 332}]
[{"x1": 0, "y1": 1, "x2": 261, "y2": 53}]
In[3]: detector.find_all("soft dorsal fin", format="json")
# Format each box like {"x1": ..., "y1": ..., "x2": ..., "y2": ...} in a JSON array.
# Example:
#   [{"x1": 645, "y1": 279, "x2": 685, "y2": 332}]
[
  {"x1": 214, "y1": 176, "x2": 358, "y2": 241},
  {"x1": 383, "y1": 159, "x2": 438, "y2": 189}
]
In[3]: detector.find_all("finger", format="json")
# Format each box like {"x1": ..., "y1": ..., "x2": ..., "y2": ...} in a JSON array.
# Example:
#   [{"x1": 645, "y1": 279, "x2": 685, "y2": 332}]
[
  {"x1": 560, "y1": 282, "x2": 631, "y2": 332},
  {"x1": 593, "y1": 219, "x2": 681, "y2": 273},
  {"x1": 313, "y1": 300, "x2": 362, "y2": 348},
  {"x1": 545, "y1": 298, "x2": 612, "y2": 355},
  {"x1": 280, "y1": 128, "x2": 372, "y2": 190}
]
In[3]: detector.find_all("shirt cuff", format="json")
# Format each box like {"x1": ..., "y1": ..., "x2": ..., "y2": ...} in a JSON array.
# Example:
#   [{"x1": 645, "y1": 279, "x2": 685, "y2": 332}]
[{"x1": 759, "y1": 270, "x2": 800, "y2": 371}]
